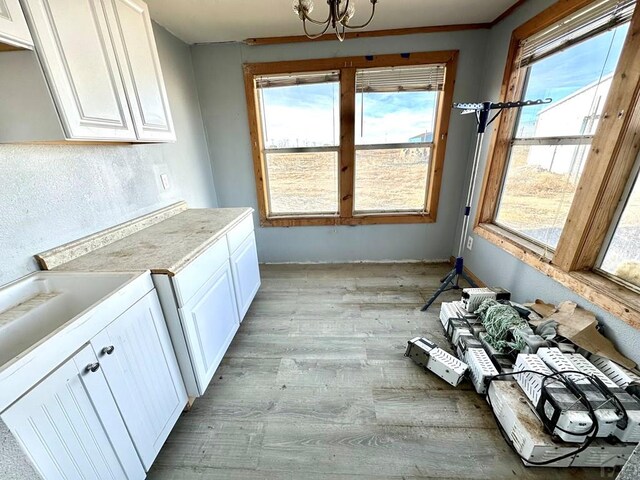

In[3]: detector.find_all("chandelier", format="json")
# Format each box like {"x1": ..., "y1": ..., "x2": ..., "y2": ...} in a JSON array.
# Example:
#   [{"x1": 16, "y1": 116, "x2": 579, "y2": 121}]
[{"x1": 293, "y1": 0, "x2": 379, "y2": 42}]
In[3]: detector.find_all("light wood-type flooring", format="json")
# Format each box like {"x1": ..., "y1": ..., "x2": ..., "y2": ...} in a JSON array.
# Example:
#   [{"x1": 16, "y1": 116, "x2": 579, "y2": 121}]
[{"x1": 149, "y1": 263, "x2": 605, "y2": 479}]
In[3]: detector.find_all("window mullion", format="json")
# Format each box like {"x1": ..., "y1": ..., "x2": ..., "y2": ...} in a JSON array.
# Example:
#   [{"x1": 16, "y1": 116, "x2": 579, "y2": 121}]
[
  {"x1": 511, "y1": 136, "x2": 593, "y2": 146},
  {"x1": 339, "y1": 68, "x2": 356, "y2": 220}
]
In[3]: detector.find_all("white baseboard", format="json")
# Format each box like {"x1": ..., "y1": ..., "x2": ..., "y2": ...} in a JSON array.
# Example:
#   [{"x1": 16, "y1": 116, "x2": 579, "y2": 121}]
[{"x1": 261, "y1": 259, "x2": 450, "y2": 265}]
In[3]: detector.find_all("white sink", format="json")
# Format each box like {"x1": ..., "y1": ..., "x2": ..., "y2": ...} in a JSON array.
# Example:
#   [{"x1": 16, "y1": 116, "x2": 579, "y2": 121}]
[{"x1": 0, "y1": 271, "x2": 143, "y2": 368}]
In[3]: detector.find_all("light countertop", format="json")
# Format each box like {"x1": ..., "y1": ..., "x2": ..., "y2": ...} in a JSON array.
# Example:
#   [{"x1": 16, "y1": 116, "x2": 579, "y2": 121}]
[{"x1": 49, "y1": 208, "x2": 253, "y2": 275}]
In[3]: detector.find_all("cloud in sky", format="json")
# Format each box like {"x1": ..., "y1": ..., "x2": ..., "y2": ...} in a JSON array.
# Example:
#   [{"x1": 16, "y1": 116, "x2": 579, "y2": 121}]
[
  {"x1": 260, "y1": 22, "x2": 627, "y2": 148},
  {"x1": 518, "y1": 23, "x2": 628, "y2": 134},
  {"x1": 261, "y1": 83, "x2": 339, "y2": 147},
  {"x1": 260, "y1": 83, "x2": 437, "y2": 147},
  {"x1": 356, "y1": 92, "x2": 436, "y2": 144}
]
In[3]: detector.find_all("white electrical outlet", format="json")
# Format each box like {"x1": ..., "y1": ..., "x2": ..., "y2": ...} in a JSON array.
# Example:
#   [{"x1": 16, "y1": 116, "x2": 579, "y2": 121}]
[
  {"x1": 466, "y1": 236, "x2": 473, "y2": 250},
  {"x1": 160, "y1": 173, "x2": 170, "y2": 190}
]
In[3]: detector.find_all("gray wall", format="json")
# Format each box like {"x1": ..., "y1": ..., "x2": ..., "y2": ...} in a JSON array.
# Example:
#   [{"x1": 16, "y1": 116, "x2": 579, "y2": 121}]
[
  {"x1": 0, "y1": 21, "x2": 217, "y2": 480},
  {"x1": 191, "y1": 31, "x2": 489, "y2": 263},
  {"x1": 0, "y1": 24, "x2": 218, "y2": 477},
  {"x1": 0, "y1": 24, "x2": 218, "y2": 286},
  {"x1": 456, "y1": 0, "x2": 640, "y2": 364}
]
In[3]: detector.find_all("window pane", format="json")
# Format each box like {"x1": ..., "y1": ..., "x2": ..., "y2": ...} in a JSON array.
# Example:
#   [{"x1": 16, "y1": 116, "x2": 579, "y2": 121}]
[
  {"x1": 266, "y1": 151, "x2": 338, "y2": 215},
  {"x1": 259, "y1": 79, "x2": 339, "y2": 148},
  {"x1": 600, "y1": 174, "x2": 640, "y2": 288},
  {"x1": 495, "y1": 144, "x2": 589, "y2": 249},
  {"x1": 355, "y1": 91, "x2": 438, "y2": 145},
  {"x1": 515, "y1": 23, "x2": 628, "y2": 138},
  {"x1": 354, "y1": 147, "x2": 430, "y2": 212}
]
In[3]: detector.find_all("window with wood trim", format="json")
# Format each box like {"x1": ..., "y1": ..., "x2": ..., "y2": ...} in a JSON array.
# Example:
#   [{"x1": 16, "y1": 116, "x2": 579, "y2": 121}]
[
  {"x1": 476, "y1": 0, "x2": 640, "y2": 328},
  {"x1": 256, "y1": 71, "x2": 340, "y2": 216},
  {"x1": 243, "y1": 52, "x2": 458, "y2": 227},
  {"x1": 493, "y1": 0, "x2": 632, "y2": 250},
  {"x1": 597, "y1": 156, "x2": 640, "y2": 288}
]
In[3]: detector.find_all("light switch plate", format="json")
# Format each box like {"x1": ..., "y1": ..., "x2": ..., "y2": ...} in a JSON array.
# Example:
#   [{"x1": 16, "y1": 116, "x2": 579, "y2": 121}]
[{"x1": 160, "y1": 173, "x2": 170, "y2": 190}]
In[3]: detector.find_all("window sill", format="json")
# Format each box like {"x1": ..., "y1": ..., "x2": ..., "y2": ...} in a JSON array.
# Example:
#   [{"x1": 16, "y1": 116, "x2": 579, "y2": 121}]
[
  {"x1": 260, "y1": 212, "x2": 436, "y2": 227},
  {"x1": 474, "y1": 223, "x2": 640, "y2": 329}
]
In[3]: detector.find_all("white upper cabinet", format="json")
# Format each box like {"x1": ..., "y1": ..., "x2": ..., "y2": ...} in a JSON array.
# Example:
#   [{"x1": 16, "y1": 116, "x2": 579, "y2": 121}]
[
  {"x1": 104, "y1": 0, "x2": 175, "y2": 141},
  {"x1": 20, "y1": 0, "x2": 137, "y2": 141},
  {"x1": 0, "y1": 0, "x2": 174, "y2": 143},
  {"x1": 0, "y1": 0, "x2": 32, "y2": 49}
]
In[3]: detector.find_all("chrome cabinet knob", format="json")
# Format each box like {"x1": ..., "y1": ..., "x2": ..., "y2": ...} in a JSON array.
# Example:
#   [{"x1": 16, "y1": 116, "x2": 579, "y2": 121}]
[
  {"x1": 102, "y1": 345, "x2": 115, "y2": 355},
  {"x1": 86, "y1": 363, "x2": 100, "y2": 373}
]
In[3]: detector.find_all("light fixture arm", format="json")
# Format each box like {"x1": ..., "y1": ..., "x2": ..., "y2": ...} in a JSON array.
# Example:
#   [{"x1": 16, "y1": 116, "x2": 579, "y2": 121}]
[
  {"x1": 300, "y1": 8, "x2": 331, "y2": 26},
  {"x1": 293, "y1": 0, "x2": 379, "y2": 41},
  {"x1": 344, "y1": 1, "x2": 377, "y2": 29},
  {"x1": 302, "y1": 18, "x2": 332, "y2": 39},
  {"x1": 337, "y1": 0, "x2": 351, "y2": 23}
]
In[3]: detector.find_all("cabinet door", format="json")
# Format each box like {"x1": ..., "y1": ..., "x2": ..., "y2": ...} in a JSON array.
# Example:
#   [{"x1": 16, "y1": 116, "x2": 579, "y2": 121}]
[
  {"x1": 178, "y1": 262, "x2": 240, "y2": 395},
  {"x1": 230, "y1": 232, "x2": 261, "y2": 320},
  {"x1": 0, "y1": 0, "x2": 32, "y2": 49},
  {"x1": 102, "y1": 0, "x2": 175, "y2": 141},
  {"x1": 20, "y1": 0, "x2": 136, "y2": 140},
  {"x1": 1, "y1": 345, "x2": 144, "y2": 480},
  {"x1": 91, "y1": 291, "x2": 187, "y2": 471}
]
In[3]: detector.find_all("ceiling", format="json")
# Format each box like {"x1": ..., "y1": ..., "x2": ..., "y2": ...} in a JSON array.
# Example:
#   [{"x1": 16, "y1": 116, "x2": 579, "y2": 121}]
[{"x1": 145, "y1": 0, "x2": 519, "y2": 44}]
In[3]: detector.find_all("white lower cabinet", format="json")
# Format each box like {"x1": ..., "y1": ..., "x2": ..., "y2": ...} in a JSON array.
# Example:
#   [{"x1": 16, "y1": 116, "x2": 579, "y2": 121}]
[
  {"x1": 91, "y1": 291, "x2": 187, "y2": 471},
  {"x1": 230, "y1": 232, "x2": 261, "y2": 320},
  {"x1": 179, "y1": 261, "x2": 240, "y2": 395},
  {"x1": 152, "y1": 213, "x2": 261, "y2": 398},
  {"x1": 1, "y1": 344, "x2": 145, "y2": 480}
]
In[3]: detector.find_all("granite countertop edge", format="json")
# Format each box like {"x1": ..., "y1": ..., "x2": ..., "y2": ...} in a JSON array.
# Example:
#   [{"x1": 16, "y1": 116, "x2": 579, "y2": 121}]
[
  {"x1": 157, "y1": 207, "x2": 253, "y2": 276},
  {"x1": 51, "y1": 207, "x2": 254, "y2": 276}
]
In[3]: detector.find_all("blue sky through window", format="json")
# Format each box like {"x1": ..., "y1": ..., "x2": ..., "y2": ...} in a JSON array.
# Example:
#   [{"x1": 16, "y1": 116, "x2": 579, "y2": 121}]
[
  {"x1": 261, "y1": 81, "x2": 340, "y2": 148},
  {"x1": 260, "y1": 78, "x2": 437, "y2": 148},
  {"x1": 260, "y1": 24, "x2": 629, "y2": 149},
  {"x1": 517, "y1": 23, "x2": 628, "y2": 136},
  {"x1": 355, "y1": 91, "x2": 437, "y2": 144}
]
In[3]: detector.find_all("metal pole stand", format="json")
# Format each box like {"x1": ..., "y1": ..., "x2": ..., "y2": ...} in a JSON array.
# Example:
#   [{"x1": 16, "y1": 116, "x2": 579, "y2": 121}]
[{"x1": 421, "y1": 98, "x2": 551, "y2": 312}]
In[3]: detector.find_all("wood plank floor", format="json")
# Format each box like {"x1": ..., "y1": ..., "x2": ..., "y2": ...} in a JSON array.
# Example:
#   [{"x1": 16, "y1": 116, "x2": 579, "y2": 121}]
[{"x1": 149, "y1": 263, "x2": 604, "y2": 480}]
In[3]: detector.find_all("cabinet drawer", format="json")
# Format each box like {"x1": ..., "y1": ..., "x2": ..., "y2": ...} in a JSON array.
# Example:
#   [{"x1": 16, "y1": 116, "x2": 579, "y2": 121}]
[
  {"x1": 173, "y1": 236, "x2": 228, "y2": 307},
  {"x1": 226, "y1": 214, "x2": 255, "y2": 254}
]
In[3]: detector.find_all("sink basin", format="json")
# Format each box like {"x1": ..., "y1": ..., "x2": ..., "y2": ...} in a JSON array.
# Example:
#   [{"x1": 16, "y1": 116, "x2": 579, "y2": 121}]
[
  {"x1": 0, "y1": 271, "x2": 143, "y2": 368},
  {"x1": 0, "y1": 270, "x2": 154, "y2": 412}
]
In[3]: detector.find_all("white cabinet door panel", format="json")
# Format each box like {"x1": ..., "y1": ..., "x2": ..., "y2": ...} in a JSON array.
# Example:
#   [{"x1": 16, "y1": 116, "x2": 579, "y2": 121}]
[
  {"x1": 1, "y1": 345, "x2": 144, "y2": 480},
  {"x1": 91, "y1": 291, "x2": 187, "y2": 471},
  {"x1": 21, "y1": 0, "x2": 136, "y2": 140},
  {"x1": 178, "y1": 262, "x2": 239, "y2": 395},
  {"x1": 103, "y1": 0, "x2": 175, "y2": 141},
  {"x1": 0, "y1": 0, "x2": 32, "y2": 48},
  {"x1": 230, "y1": 232, "x2": 261, "y2": 320}
]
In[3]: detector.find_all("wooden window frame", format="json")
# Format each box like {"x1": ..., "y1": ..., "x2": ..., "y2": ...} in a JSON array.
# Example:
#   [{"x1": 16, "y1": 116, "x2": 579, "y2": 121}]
[
  {"x1": 475, "y1": 0, "x2": 640, "y2": 328},
  {"x1": 243, "y1": 51, "x2": 458, "y2": 227}
]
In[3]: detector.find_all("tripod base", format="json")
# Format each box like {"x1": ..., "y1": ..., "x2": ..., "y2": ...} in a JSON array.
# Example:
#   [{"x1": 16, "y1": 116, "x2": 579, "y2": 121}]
[{"x1": 421, "y1": 257, "x2": 477, "y2": 311}]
